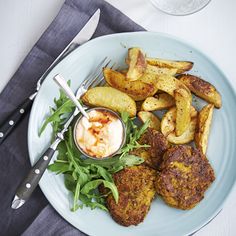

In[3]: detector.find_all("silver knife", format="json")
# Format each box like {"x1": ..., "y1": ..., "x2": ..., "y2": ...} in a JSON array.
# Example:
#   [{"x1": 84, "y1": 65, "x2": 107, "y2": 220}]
[{"x1": 0, "y1": 9, "x2": 100, "y2": 145}]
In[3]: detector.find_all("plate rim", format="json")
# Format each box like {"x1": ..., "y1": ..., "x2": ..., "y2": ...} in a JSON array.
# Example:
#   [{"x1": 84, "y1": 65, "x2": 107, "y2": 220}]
[{"x1": 28, "y1": 31, "x2": 236, "y2": 236}]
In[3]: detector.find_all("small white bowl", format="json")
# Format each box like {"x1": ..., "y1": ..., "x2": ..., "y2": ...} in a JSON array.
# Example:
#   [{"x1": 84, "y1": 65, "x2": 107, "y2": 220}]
[{"x1": 73, "y1": 107, "x2": 126, "y2": 160}]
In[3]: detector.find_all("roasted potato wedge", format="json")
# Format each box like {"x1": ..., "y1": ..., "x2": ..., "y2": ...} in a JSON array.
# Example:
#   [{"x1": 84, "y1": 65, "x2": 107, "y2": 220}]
[
  {"x1": 174, "y1": 88, "x2": 192, "y2": 136},
  {"x1": 138, "y1": 111, "x2": 161, "y2": 131},
  {"x1": 145, "y1": 64, "x2": 177, "y2": 76},
  {"x1": 178, "y1": 74, "x2": 222, "y2": 108},
  {"x1": 161, "y1": 106, "x2": 197, "y2": 144},
  {"x1": 81, "y1": 87, "x2": 137, "y2": 117},
  {"x1": 103, "y1": 68, "x2": 157, "y2": 101},
  {"x1": 161, "y1": 107, "x2": 176, "y2": 137},
  {"x1": 119, "y1": 69, "x2": 128, "y2": 75},
  {"x1": 139, "y1": 73, "x2": 158, "y2": 87},
  {"x1": 155, "y1": 75, "x2": 190, "y2": 96},
  {"x1": 141, "y1": 93, "x2": 175, "y2": 111},
  {"x1": 167, "y1": 121, "x2": 197, "y2": 145},
  {"x1": 146, "y1": 57, "x2": 193, "y2": 74},
  {"x1": 149, "y1": 75, "x2": 192, "y2": 136},
  {"x1": 195, "y1": 104, "x2": 214, "y2": 154},
  {"x1": 126, "y1": 48, "x2": 147, "y2": 81}
]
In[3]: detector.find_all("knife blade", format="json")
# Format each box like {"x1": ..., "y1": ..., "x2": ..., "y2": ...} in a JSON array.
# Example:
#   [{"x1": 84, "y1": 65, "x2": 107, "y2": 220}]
[
  {"x1": 49, "y1": 8, "x2": 101, "y2": 60},
  {"x1": 70, "y1": 9, "x2": 100, "y2": 45},
  {"x1": 0, "y1": 9, "x2": 100, "y2": 145}
]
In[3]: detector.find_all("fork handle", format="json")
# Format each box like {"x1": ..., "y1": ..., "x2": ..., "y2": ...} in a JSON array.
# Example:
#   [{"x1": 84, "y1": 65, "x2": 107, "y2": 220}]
[
  {"x1": 53, "y1": 74, "x2": 89, "y2": 119},
  {"x1": 0, "y1": 92, "x2": 37, "y2": 144},
  {"x1": 11, "y1": 137, "x2": 61, "y2": 209},
  {"x1": 15, "y1": 147, "x2": 55, "y2": 200}
]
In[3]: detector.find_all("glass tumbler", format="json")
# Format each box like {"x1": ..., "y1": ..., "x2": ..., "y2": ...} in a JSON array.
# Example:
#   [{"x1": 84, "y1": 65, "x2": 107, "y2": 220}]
[{"x1": 150, "y1": 0, "x2": 211, "y2": 16}]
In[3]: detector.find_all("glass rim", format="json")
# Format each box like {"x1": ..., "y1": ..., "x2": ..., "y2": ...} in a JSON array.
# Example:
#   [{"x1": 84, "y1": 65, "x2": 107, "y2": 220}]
[{"x1": 150, "y1": 0, "x2": 212, "y2": 16}]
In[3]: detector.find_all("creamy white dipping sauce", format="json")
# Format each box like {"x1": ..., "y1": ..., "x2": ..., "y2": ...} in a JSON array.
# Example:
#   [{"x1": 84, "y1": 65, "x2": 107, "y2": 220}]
[{"x1": 75, "y1": 109, "x2": 124, "y2": 158}]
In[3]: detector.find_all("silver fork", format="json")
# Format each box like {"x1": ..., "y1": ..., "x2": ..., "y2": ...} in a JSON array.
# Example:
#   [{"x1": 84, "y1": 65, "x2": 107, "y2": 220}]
[{"x1": 11, "y1": 57, "x2": 112, "y2": 209}]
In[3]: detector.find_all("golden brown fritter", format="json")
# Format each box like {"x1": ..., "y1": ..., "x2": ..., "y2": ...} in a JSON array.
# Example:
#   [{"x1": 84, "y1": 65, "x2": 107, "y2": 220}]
[
  {"x1": 156, "y1": 145, "x2": 215, "y2": 210},
  {"x1": 104, "y1": 165, "x2": 156, "y2": 226},
  {"x1": 137, "y1": 128, "x2": 169, "y2": 169}
]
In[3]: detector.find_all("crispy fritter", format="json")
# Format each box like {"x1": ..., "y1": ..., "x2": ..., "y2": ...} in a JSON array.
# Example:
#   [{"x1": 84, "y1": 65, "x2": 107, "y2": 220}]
[
  {"x1": 156, "y1": 145, "x2": 215, "y2": 210},
  {"x1": 104, "y1": 165, "x2": 156, "y2": 226},
  {"x1": 139, "y1": 128, "x2": 169, "y2": 169}
]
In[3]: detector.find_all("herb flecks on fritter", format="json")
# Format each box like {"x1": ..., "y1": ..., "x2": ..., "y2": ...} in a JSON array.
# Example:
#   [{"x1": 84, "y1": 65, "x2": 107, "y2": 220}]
[
  {"x1": 156, "y1": 145, "x2": 215, "y2": 210},
  {"x1": 101, "y1": 165, "x2": 156, "y2": 226}
]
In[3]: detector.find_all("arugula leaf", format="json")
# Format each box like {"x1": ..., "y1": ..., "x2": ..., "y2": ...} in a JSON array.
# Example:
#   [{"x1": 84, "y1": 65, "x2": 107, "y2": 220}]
[
  {"x1": 134, "y1": 119, "x2": 150, "y2": 141},
  {"x1": 107, "y1": 154, "x2": 144, "y2": 174},
  {"x1": 121, "y1": 111, "x2": 129, "y2": 123},
  {"x1": 82, "y1": 156, "x2": 120, "y2": 167},
  {"x1": 64, "y1": 174, "x2": 76, "y2": 192},
  {"x1": 57, "y1": 142, "x2": 68, "y2": 161},
  {"x1": 79, "y1": 194, "x2": 108, "y2": 211},
  {"x1": 67, "y1": 127, "x2": 80, "y2": 159},
  {"x1": 95, "y1": 165, "x2": 114, "y2": 182},
  {"x1": 119, "y1": 117, "x2": 150, "y2": 157},
  {"x1": 120, "y1": 111, "x2": 150, "y2": 156},
  {"x1": 82, "y1": 154, "x2": 144, "y2": 173},
  {"x1": 65, "y1": 141, "x2": 89, "y2": 187},
  {"x1": 73, "y1": 181, "x2": 81, "y2": 212},
  {"x1": 39, "y1": 100, "x2": 74, "y2": 136},
  {"x1": 86, "y1": 202, "x2": 108, "y2": 211},
  {"x1": 48, "y1": 162, "x2": 70, "y2": 174},
  {"x1": 119, "y1": 154, "x2": 144, "y2": 166},
  {"x1": 102, "y1": 181, "x2": 119, "y2": 203},
  {"x1": 81, "y1": 179, "x2": 118, "y2": 204}
]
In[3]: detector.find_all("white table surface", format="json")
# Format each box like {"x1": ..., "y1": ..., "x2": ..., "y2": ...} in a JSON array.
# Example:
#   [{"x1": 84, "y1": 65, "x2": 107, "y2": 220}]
[{"x1": 0, "y1": 0, "x2": 235, "y2": 235}]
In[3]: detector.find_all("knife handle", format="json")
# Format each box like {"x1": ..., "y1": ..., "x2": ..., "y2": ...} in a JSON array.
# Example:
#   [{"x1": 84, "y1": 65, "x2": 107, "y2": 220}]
[
  {"x1": 0, "y1": 44, "x2": 79, "y2": 146},
  {"x1": 0, "y1": 93, "x2": 37, "y2": 144},
  {"x1": 12, "y1": 138, "x2": 61, "y2": 209}
]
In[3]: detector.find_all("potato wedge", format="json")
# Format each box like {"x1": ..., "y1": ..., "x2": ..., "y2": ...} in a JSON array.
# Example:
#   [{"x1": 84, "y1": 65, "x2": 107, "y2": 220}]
[
  {"x1": 178, "y1": 74, "x2": 222, "y2": 108},
  {"x1": 103, "y1": 68, "x2": 157, "y2": 101},
  {"x1": 119, "y1": 69, "x2": 128, "y2": 75},
  {"x1": 195, "y1": 104, "x2": 214, "y2": 154},
  {"x1": 174, "y1": 88, "x2": 192, "y2": 136},
  {"x1": 139, "y1": 73, "x2": 158, "y2": 87},
  {"x1": 138, "y1": 111, "x2": 161, "y2": 131},
  {"x1": 145, "y1": 64, "x2": 177, "y2": 76},
  {"x1": 167, "y1": 120, "x2": 197, "y2": 145},
  {"x1": 155, "y1": 75, "x2": 190, "y2": 96},
  {"x1": 141, "y1": 93, "x2": 175, "y2": 111},
  {"x1": 81, "y1": 87, "x2": 137, "y2": 117},
  {"x1": 161, "y1": 106, "x2": 197, "y2": 144},
  {"x1": 146, "y1": 57, "x2": 193, "y2": 74},
  {"x1": 126, "y1": 48, "x2": 147, "y2": 81},
  {"x1": 161, "y1": 107, "x2": 176, "y2": 137}
]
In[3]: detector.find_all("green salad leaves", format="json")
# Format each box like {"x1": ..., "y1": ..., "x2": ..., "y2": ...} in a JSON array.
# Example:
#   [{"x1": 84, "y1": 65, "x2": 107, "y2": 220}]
[{"x1": 41, "y1": 87, "x2": 149, "y2": 212}]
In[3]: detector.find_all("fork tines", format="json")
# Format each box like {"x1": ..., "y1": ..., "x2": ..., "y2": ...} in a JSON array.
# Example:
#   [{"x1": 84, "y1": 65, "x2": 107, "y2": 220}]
[{"x1": 82, "y1": 57, "x2": 109, "y2": 89}]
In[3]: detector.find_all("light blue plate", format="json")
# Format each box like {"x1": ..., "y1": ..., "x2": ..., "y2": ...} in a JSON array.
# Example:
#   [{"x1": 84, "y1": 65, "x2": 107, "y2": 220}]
[{"x1": 28, "y1": 32, "x2": 236, "y2": 236}]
